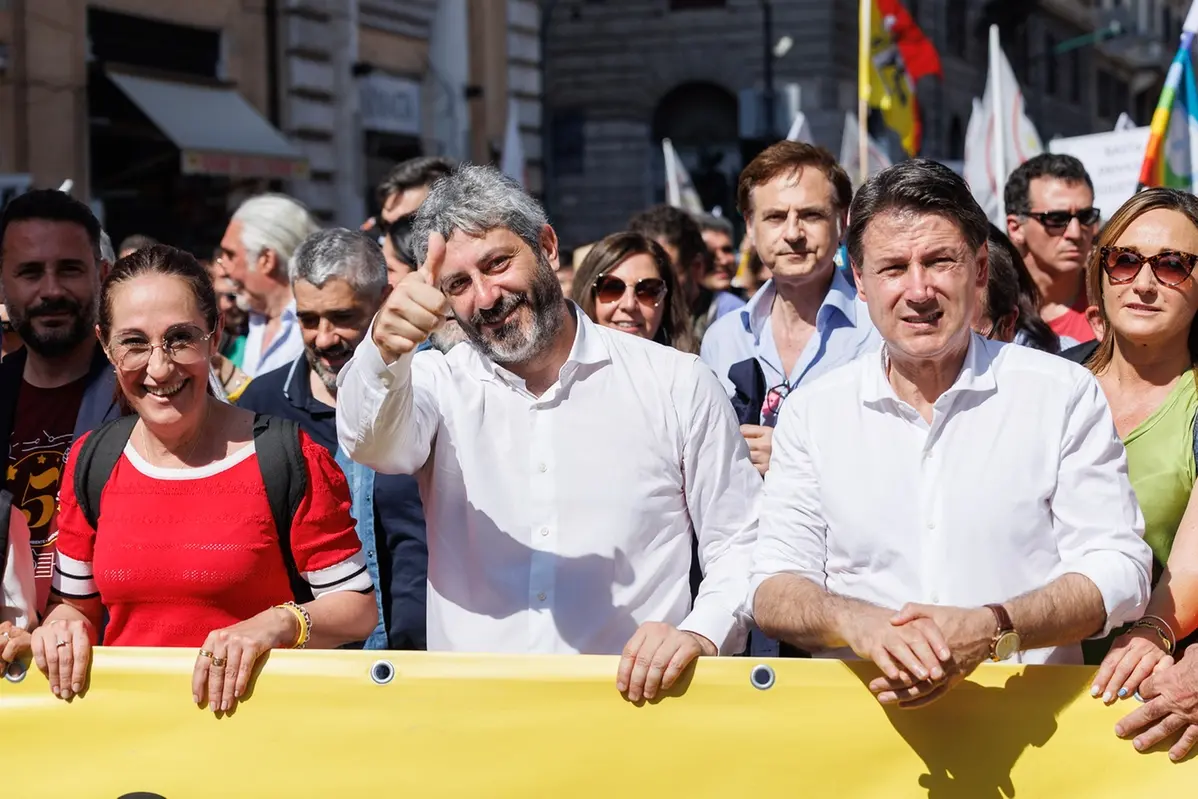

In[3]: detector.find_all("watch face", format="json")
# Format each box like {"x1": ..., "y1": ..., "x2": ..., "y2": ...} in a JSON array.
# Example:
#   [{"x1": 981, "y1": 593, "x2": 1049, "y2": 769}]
[{"x1": 994, "y1": 632, "x2": 1020, "y2": 661}]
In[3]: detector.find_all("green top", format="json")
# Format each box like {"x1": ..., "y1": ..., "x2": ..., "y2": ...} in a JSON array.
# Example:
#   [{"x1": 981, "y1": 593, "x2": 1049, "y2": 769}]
[
  {"x1": 1124, "y1": 370, "x2": 1198, "y2": 569},
  {"x1": 222, "y1": 334, "x2": 248, "y2": 370}
]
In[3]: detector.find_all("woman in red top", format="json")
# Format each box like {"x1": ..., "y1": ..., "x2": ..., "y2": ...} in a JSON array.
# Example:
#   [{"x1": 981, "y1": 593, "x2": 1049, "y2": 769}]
[{"x1": 26, "y1": 245, "x2": 377, "y2": 712}]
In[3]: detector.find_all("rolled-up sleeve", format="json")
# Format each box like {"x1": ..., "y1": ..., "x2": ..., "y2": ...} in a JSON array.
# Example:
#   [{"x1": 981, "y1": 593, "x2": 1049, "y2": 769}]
[
  {"x1": 336, "y1": 331, "x2": 442, "y2": 476},
  {"x1": 749, "y1": 390, "x2": 829, "y2": 608},
  {"x1": 678, "y1": 359, "x2": 760, "y2": 654},
  {"x1": 1049, "y1": 371, "x2": 1153, "y2": 636},
  {"x1": 2, "y1": 508, "x2": 37, "y2": 629}
]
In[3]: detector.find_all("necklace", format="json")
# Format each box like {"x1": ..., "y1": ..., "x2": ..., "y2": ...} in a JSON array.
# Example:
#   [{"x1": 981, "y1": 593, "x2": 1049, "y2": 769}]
[{"x1": 140, "y1": 401, "x2": 211, "y2": 467}]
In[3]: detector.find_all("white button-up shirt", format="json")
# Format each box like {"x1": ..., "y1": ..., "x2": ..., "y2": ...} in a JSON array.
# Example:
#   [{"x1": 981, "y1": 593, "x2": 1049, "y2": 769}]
[
  {"x1": 337, "y1": 309, "x2": 760, "y2": 655},
  {"x1": 751, "y1": 335, "x2": 1152, "y2": 664},
  {"x1": 242, "y1": 299, "x2": 303, "y2": 379}
]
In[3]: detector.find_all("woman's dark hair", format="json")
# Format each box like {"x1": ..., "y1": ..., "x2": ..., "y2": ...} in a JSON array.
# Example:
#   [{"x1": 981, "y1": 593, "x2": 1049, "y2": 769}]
[
  {"x1": 986, "y1": 224, "x2": 1060, "y2": 353},
  {"x1": 571, "y1": 231, "x2": 698, "y2": 353},
  {"x1": 99, "y1": 244, "x2": 219, "y2": 342},
  {"x1": 386, "y1": 213, "x2": 418, "y2": 268}
]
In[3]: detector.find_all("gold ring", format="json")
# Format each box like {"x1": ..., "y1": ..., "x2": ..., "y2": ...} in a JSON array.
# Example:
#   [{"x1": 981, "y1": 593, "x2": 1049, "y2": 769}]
[
  {"x1": 198, "y1": 649, "x2": 214, "y2": 659},
  {"x1": 211, "y1": 656, "x2": 227, "y2": 668}
]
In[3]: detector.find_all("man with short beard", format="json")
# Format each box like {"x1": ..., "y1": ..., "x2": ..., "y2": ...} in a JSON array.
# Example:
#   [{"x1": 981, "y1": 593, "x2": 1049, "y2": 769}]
[
  {"x1": 0, "y1": 190, "x2": 123, "y2": 614},
  {"x1": 337, "y1": 166, "x2": 760, "y2": 702},
  {"x1": 237, "y1": 228, "x2": 427, "y2": 651}
]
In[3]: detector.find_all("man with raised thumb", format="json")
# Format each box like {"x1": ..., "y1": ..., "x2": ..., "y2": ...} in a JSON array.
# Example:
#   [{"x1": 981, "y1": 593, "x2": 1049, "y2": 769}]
[{"x1": 337, "y1": 166, "x2": 760, "y2": 702}]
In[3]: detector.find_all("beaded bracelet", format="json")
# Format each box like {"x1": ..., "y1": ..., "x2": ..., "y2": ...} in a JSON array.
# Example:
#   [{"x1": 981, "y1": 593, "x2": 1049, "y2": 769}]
[
  {"x1": 277, "y1": 601, "x2": 312, "y2": 649},
  {"x1": 1131, "y1": 615, "x2": 1176, "y2": 655}
]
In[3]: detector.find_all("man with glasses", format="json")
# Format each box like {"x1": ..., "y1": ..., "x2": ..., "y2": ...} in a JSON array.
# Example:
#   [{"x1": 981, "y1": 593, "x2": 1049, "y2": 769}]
[
  {"x1": 701, "y1": 141, "x2": 880, "y2": 476},
  {"x1": 1005, "y1": 154, "x2": 1101, "y2": 346},
  {"x1": 0, "y1": 190, "x2": 123, "y2": 616}
]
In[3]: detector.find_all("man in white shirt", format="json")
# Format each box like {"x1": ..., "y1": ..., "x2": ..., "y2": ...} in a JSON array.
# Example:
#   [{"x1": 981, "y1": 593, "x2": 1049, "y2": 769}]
[
  {"x1": 217, "y1": 194, "x2": 320, "y2": 377},
  {"x1": 337, "y1": 165, "x2": 759, "y2": 702},
  {"x1": 751, "y1": 159, "x2": 1152, "y2": 708}
]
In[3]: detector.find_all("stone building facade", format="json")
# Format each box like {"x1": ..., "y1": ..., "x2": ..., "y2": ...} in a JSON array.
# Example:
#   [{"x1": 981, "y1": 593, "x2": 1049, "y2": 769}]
[
  {"x1": 543, "y1": 0, "x2": 1188, "y2": 249},
  {"x1": 0, "y1": 0, "x2": 544, "y2": 241}
]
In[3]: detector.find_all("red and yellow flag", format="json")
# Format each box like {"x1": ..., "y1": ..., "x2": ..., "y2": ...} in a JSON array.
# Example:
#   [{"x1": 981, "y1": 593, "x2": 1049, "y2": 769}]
[{"x1": 862, "y1": 0, "x2": 942, "y2": 156}]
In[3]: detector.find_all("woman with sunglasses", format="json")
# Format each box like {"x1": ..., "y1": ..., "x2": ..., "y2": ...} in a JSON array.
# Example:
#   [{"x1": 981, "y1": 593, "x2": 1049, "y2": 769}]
[
  {"x1": 571, "y1": 231, "x2": 698, "y2": 353},
  {"x1": 21, "y1": 245, "x2": 377, "y2": 711},
  {"x1": 1087, "y1": 189, "x2": 1198, "y2": 705}
]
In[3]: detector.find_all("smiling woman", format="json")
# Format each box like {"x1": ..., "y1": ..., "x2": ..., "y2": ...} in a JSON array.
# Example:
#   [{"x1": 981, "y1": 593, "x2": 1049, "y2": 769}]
[
  {"x1": 571, "y1": 231, "x2": 697, "y2": 353},
  {"x1": 14, "y1": 246, "x2": 378, "y2": 714}
]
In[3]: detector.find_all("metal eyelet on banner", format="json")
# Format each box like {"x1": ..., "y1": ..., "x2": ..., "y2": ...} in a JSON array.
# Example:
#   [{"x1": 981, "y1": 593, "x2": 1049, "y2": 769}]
[
  {"x1": 3, "y1": 659, "x2": 27, "y2": 684},
  {"x1": 370, "y1": 660, "x2": 395, "y2": 685},
  {"x1": 750, "y1": 664, "x2": 776, "y2": 690}
]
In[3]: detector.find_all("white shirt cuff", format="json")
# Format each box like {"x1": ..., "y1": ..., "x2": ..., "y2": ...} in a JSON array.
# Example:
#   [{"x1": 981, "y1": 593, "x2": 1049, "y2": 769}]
[
  {"x1": 1055, "y1": 552, "x2": 1151, "y2": 638},
  {"x1": 680, "y1": 602, "x2": 744, "y2": 656}
]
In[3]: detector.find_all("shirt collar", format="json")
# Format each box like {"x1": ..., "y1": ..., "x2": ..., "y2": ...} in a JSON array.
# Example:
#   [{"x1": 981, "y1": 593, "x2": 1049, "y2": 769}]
[
  {"x1": 862, "y1": 333, "x2": 999, "y2": 410},
  {"x1": 283, "y1": 355, "x2": 335, "y2": 416},
  {"x1": 739, "y1": 270, "x2": 860, "y2": 342},
  {"x1": 461, "y1": 303, "x2": 611, "y2": 388},
  {"x1": 251, "y1": 298, "x2": 299, "y2": 326}
]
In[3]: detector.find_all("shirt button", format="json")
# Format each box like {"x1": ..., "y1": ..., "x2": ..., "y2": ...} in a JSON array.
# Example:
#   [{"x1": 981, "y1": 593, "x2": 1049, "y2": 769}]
[
  {"x1": 367, "y1": 550, "x2": 375, "y2": 558},
  {"x1": 537, "y1": 592, "x2": 547, "y2": 602},
  {"x1": 540, "y1": 526, "x2": 549, "y2": 536},
  {"x1": 537, "y1": 463, "x2": 547, "y2": 473},
  {"x1": 930, "y1": 592, "x2": 940, "y2": 603},
  {"x1": 926, "y1": 520, "x2": 935, "y2": 529}
]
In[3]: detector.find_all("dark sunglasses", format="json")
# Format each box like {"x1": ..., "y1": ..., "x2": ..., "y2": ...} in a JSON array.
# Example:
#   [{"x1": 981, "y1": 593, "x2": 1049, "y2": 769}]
[
  {"x1": 1029, "y1": 208, "x2": 1101, "y2": 229},
  {"x1": 1101, "y1": 246, "x2": 1198, "y2": 287},
  {"x1": 593, "y1": 275, "x2": 668, "y2": 306}
]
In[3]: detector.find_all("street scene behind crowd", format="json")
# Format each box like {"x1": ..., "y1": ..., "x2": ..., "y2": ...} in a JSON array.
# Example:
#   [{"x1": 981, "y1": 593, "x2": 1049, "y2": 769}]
[{"x1": 3, "y1": 0, "x2": 1198, "y2": 786}]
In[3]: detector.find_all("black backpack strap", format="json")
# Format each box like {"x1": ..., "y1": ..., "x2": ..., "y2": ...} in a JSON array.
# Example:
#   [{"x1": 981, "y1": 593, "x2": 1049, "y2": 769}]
[
  {"x1": 73, "y1": 414, "x2": 139, "y2": 531},
  {"x1": 252, "y1": 414, "x2": 313, "y2": 603},
  {"x1": 0, "y1": 488, "x2": 12, "y2": 585},
  {"x1": 0, "y1": 349, "x2": 28, "y2": 492}
]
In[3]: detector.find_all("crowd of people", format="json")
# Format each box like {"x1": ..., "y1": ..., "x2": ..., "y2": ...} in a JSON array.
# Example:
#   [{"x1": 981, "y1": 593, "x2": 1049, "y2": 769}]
[{"x1": 2, "y1": 140, "x2": 1198, "y2": 763}]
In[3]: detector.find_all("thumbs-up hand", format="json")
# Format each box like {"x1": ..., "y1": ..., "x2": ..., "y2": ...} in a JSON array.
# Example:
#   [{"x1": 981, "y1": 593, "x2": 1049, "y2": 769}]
[{"x1": 371, "y1": 231, "x2": 451, "y2": 363}]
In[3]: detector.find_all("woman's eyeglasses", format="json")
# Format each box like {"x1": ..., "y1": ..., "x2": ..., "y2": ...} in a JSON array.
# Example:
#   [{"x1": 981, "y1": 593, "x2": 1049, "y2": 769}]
[
  {"x1": 593, "y1": 275, "x2": 668, "y2": 307},
  {"x1": 1100, "y1": 246, "x2": 1198, "y2": 287},
  {"x1": 109, "y1": 327, "x2": 215, "y2": 371}
]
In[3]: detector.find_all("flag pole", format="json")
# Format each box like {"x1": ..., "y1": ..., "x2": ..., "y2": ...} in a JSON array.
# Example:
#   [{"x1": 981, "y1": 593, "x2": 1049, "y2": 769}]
[
  {"x1": 663, "y1": 138, "x2": 679, "y2": 208},
  {"x1": 988, "y1": 25, "x2": 1006, "y2": 221},
  {"x1": 858, "y1": 0, "x2": 871, "y2": 185}
]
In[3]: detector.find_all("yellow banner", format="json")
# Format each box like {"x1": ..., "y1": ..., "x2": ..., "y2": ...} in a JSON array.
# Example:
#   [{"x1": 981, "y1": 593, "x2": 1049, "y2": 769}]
[{"x1": 2, "y1": 649, "x2": 1193, "y2": 797}]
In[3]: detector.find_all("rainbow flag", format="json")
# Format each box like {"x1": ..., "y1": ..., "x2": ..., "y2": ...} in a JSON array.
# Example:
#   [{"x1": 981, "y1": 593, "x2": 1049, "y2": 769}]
[{"x1": 1138, "y1": 2, "x2": 1198, "y2": 190}]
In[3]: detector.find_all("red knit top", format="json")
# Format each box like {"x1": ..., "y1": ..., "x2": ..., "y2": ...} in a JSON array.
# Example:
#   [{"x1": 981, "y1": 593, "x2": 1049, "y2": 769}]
[{"x1": 52, "y1": 429, "x2": 371, "y2": 647}]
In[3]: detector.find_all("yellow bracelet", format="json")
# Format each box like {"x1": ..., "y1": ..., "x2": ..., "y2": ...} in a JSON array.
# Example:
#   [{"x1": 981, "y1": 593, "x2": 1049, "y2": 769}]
[{"x1": 276, "y1": 601, "x2": 311, "y2": 649}]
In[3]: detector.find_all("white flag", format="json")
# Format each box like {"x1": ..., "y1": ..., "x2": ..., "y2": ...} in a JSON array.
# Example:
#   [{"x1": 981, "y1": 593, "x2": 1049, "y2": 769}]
[
  {"x1": 964, "y1": 28, "x2": 1043, "y2": 225},
  {"x1": 839, "y1": 112, "x2": 891, "y2": 188},
  {"x1": 786, "y1": 111, "x2": 813, "y2": 144},
  {"x1": 662, "y1": 138, "x2": 705, "y2": 214},
  {"x1": 501, "y1": 98, "x2": 526, "y2": 188}
]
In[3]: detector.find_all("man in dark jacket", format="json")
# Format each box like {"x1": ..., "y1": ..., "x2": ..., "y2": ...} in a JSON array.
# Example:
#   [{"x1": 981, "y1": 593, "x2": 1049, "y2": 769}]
[
  {"x1": 0, "y1": 190, "x2": 122, "y2": 615},
  {"x1": 237, "y1": 228, "x2": 427, "y2": 650}
]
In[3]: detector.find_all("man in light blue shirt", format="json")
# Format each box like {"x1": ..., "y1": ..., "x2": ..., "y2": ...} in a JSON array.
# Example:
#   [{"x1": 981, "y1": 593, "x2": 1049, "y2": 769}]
[{"x1": 701, "y1": 141, "x2": 880, "y2": 475}]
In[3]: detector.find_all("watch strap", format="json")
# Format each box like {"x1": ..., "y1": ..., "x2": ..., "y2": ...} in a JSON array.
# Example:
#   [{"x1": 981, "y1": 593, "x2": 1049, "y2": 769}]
[{"x1": 985, "y1": 603, "x2": 1014, "y2": 634}]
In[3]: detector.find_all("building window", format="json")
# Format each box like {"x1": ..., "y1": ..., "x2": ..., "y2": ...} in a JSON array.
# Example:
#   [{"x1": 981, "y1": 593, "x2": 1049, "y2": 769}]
[
  {"x1": 945, "y1": 2, "x2": 967, "y2": 58},
  {"x1": 552, "y1": 110, "x2": 585, "y2": 176},
  {"x1": 669, "y1": 0, "x2": 725, "y2": 9},
  {"x1": 948, "y1": 115, "x2": 964, "y2": 159}
]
